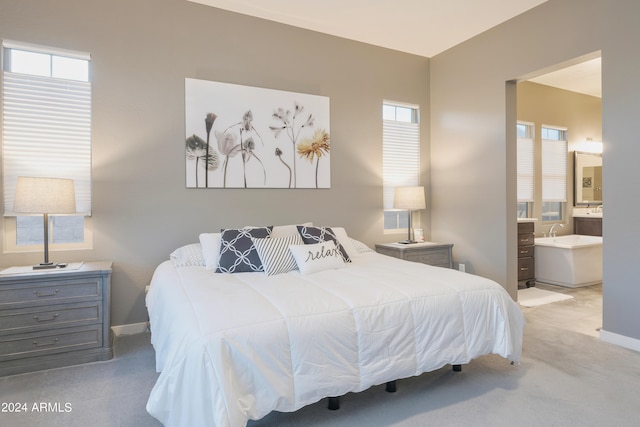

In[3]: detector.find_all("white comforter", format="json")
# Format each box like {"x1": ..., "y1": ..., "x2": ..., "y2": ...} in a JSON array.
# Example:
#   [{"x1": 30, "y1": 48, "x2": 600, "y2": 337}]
[{"x1": 146, "y1": 251, "x2": 524, "y2": 427}]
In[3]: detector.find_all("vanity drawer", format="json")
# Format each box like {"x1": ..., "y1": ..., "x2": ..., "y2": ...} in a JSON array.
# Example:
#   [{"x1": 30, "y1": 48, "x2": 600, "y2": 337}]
[
  {"x1": 0, "y1": 278, "x2": 102, "y2": 309},
  {"x1": 0, "y1": 302, "x2": 101, "y2": 335},
  {"x1": 518, "y1": 245, "x2": 535, "y2": 258},
  {"x1": 518, "y1": 221, "x2": 534, "y2": 234},
  {"x1": 518, "y1": 234, "x2": 535, "y2": 246},
  {"x1": 518, "y1": 257, "x2": 535, "y2": 281},
  {"x1": 574, "y1": 217, "x2": 602, "y2": 236},
  {"x1": 0, "y1": 324, "x2": 102, "y2": 361}
]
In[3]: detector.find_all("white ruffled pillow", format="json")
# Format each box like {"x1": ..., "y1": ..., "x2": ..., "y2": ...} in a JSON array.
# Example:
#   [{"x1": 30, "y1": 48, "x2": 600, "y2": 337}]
[
  {"x1": 270, "y1": 222, "x2": 313, "y2": 238},
  {"x1": 329, "y1": 226, "x2": 359, "y2": 259},
  {"x1": 289, "y1": 240, "x2": 345, "y2": 275},
  {"x1": 350, "y1": 238, "x2": 374, "y2": 254},
  {"x1": 199, "y1": 233, "x2": 221, "y2": 270},
  {"x1": 170, "y1": 243, "x2": 205, "y2": 267}
]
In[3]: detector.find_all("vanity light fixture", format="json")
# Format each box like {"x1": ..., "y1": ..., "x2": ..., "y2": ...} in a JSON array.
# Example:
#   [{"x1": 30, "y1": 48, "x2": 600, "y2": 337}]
[
  {"x1": 575, "y1": 138, "x2": 603, "y2": 154},
  {"x1": 394, "y1": 186, "x2": 426, "y2": 244}
]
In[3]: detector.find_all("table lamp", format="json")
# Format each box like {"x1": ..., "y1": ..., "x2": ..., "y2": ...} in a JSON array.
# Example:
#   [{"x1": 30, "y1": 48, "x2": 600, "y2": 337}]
[
  {"x1": 13, "y1": 176, "x2": 76, "y2": 269},
  {"x1": 394, "y1": 186, "x2": 426, "y2": 244}
]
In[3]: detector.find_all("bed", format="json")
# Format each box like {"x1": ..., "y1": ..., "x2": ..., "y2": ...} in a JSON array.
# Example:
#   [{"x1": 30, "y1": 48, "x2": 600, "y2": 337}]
[{"x1": 145, "y1": 225, "x2": 524, "y2": 427}]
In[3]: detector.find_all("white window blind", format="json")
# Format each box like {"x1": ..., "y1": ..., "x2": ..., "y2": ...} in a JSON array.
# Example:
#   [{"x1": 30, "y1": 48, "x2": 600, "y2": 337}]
[
  {"x1": 541, "y1": 126, "x2": 568, "y2": 202},
  {"x1": 382, "y1": 104, "x2": 420, "y2": 210},
  {"x1": 517, "y1": 122, "x2": 534, "y2": 202},
  {"x1": 2, "y1": 43, "x2": 92, "y2": 216}
]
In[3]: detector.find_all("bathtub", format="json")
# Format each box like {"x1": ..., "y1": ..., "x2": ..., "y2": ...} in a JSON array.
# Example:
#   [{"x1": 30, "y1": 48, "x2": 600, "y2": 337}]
[{"x1": 535, "y1": 234, "x2": 602, "y2": 288}]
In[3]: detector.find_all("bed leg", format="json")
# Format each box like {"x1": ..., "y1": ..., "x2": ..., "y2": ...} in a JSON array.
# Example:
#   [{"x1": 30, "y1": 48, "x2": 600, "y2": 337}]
[
  {"x1": 452, "y1": 364, "x2": 462, "y2": 372},
  {"x1": 327, "y1": 396, "x2": 340, "y2": 410},
  {"x1": 385, "y1": 380, "x2": 397, "y2": 393}
]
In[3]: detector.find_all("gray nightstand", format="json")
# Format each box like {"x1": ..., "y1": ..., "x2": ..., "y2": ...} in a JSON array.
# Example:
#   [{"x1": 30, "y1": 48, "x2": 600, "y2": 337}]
[
  {"x1": 0, "y1": 261, "x2": 113, "y2": 376},
  {"x1": 375, "y1": 242, "x2": 453, "y2": 269}
]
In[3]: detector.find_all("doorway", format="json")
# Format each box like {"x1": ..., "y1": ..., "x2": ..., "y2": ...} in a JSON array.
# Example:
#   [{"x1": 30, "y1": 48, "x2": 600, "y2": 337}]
[{"x1": 514, "y1": 52, "x2": 603, "y2": 337}]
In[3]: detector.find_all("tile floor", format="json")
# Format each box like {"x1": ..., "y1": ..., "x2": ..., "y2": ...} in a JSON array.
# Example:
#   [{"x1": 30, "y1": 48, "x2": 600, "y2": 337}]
[{"x1": 518, "y1": 282, "x2": 602, "y2": 337}]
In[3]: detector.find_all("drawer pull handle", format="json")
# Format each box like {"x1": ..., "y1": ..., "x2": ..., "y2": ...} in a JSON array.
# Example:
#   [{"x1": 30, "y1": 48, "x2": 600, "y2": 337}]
[
  {"x1": 520, "y1": 250, "x2": 528, "y2": 254},
  {"x1": 33, "y1": 314, "x2": 59, "y2": 322},
  {"x1": 33, "y1": 289, "x2": 60, "y2": 297},
  {"x1": 520, "y1": 267, "x2": 529, "y2": 271},
  {"x1": 519, "y1": 239, "x2": 529, "y2": 243},
  {"x1": 33, "y1": 338, "x2": 59, "y2": 347}
]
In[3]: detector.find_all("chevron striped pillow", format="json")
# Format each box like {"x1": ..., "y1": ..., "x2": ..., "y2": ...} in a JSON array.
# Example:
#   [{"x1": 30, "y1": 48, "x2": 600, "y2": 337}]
[{"x1": 252, "y1": 233, "x2": 304, "y2": 276}]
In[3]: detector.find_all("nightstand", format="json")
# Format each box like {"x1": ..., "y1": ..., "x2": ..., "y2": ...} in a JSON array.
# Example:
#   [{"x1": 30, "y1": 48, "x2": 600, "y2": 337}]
[
  {"x1": 0, "y1": 261, "x2": 113, "y2": 376},
  {"x1": 375, "y1": 242, "x2": 453, "y2": 269}
]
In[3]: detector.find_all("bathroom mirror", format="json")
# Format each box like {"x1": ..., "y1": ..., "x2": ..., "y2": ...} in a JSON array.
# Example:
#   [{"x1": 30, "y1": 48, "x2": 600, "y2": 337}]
[{"x1": 574, "y1": 151, "x2": 602, "y2": 206}]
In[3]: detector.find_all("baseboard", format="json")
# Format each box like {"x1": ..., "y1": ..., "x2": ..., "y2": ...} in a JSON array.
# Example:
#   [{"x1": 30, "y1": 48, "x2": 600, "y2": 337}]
[
  {"x1": 111, "y1": 322, "x2": 149, "y2": 337},
  {"x1": 600, "y1": 329, "x2": 640, "y2": 352}
]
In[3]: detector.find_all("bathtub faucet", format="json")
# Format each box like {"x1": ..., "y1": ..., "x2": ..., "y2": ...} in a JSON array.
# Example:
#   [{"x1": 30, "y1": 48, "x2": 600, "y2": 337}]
[{"x1": 549, "y1": 223, "x2": 565, "y2": 238}]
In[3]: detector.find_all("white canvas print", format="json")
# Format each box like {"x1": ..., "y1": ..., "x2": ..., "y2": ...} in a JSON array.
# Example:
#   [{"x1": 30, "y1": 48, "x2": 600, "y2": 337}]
[{"x1": 185, "y1": 78, "x2": 331, "y2": 188}]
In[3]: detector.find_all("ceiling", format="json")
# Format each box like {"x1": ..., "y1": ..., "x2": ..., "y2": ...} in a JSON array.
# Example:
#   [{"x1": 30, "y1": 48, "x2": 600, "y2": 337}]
[
  {"x1": 189, "y1": 0, "x2": 548, "y2": 58},
  {"x1": 528, "y1": 57, "x2": 601, "y2": 98},
  {"x1": 188, "y1": 0, "x2": 601, "y2": 98}
]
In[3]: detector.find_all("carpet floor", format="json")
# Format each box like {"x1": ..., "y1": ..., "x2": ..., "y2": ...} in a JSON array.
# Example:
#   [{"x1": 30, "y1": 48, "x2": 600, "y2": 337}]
[{"x1": 2, "y1": 283, "x2": 639, "y2": 427}]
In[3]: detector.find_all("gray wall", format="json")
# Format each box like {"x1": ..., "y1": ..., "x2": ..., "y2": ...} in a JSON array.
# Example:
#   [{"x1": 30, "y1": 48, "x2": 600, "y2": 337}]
[
  {"x1": 430, "y1": 0, "x2": 640, "y2": 342},
  {"x1": 2, "y1": 0, "x2": 639, "y2": 346},
  {"x1": 0, "y1": 0, "x2": 430, "y2": 326}
]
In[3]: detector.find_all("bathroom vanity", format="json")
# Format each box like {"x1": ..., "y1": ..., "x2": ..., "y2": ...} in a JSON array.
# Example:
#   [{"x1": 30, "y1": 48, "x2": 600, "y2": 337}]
[
  {"x1": 517, "y1": 221, "x2": 535, "y2": 288},
  {"x1": 574, "y1": 215, "x2": 602, "y2": 236}
]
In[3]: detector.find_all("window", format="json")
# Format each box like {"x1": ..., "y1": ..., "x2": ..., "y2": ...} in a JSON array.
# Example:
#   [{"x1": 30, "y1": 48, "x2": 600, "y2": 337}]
[
  {"x1": 2, "y1": 40, "x2": 92, "y2": 252},
  {"x1": 517, "y1": 122, "x2": 534, "y2": 218},
  {"x1": 541, "y1": 126, "x2": 568, "y2": 222},
  {"x1": 382, "y1": 102, "x2": 420, "y2": 231}
]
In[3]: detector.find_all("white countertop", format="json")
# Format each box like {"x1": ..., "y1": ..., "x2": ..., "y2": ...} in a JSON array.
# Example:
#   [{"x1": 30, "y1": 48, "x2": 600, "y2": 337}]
[
  {"x1": 517, "y1": 218, "x2": 538, "y2": 222},
  {"x1": 572, "y1": 212, "x2": 602, "y2": 218}
]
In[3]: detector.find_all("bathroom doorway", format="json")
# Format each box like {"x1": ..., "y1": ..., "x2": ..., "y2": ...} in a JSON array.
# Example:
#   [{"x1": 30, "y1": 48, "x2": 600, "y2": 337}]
[{"x1": 514, "y1": 52, "x2": 603, "y2": 337}]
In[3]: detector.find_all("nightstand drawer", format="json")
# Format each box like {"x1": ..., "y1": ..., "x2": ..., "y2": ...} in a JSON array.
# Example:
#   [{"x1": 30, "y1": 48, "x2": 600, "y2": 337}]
[
  {"x1": 403, "y1": 250, "x2": 451, "y2": 268},
  {"x1": 0, "y1": 278, "x2": 102, "y2": 308},
  {"x1": 0, "y1": 262, "x2": 112, "y2": 375},
  {"x1": 375, "y1": 242, "x2": 453, "y2": 269},
  {"x1": 0, "y1": 324, "x2": 102, "y2": 361},
  {"x1": 0, "y1": 302, "x2": 101, "y2": 335}
]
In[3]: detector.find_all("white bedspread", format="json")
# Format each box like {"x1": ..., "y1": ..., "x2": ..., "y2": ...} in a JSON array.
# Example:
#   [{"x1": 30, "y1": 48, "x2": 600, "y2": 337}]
[{"x1": 146, "y1": 252, "x2": 524, "y2": 427}]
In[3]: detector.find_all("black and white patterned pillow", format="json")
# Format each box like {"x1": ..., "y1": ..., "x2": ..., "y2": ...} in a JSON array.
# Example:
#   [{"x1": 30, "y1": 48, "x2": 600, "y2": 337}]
[
  {"x1": 252, "y1": 233, "x2": 303, "y2": 276},
  {"x1": 216, "y1": 227, "x2": 273, "y2": 273},
  {"x1": 296, "y1": 225, "x2": 351, "y2": 263}
]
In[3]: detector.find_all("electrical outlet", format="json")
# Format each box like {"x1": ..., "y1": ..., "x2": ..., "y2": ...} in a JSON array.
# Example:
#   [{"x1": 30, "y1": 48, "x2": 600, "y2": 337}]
[{"x1": 458, "y1": 263, "x2": 466, "y2": 273}]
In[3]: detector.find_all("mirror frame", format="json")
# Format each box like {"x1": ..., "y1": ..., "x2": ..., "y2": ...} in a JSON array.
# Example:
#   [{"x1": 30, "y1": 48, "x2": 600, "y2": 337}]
[{"x1": 574, "y1": 151, "x2": 602, "y2": 206}]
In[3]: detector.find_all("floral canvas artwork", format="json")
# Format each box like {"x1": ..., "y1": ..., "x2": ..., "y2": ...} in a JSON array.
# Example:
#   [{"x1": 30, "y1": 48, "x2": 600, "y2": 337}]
[{"x1": 185, "y1": 78, "x2": 331, "y2": 189}]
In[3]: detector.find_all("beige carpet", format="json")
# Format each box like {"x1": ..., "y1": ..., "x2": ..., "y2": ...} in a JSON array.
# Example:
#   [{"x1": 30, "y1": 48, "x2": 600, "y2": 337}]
[{"x1": 518, "y1": 286, "x2": 573, "y2": 307}]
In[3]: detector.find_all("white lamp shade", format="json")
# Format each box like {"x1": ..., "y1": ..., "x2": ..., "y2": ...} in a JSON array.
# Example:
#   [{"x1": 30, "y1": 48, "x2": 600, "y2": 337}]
[
  {"x1": 13, "y1": 176, "x2": 76, "y2": 214},
  {"x1": 394, "y1": 186, "x2": 426, "y2": 210}
]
